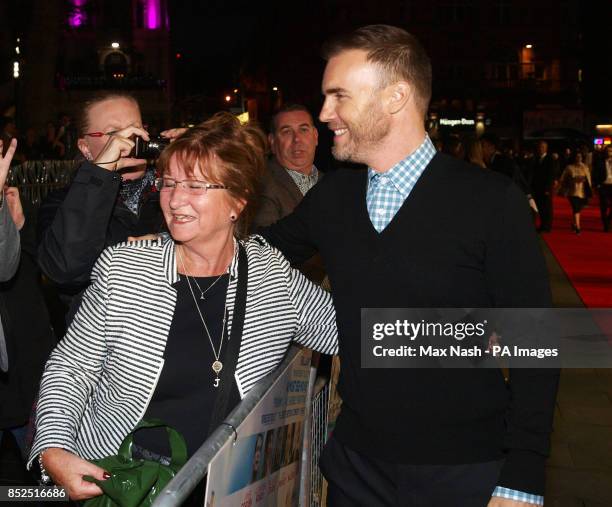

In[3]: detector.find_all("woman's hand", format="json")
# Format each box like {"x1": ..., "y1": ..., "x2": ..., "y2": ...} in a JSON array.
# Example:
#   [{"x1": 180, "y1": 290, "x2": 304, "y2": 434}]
[
  {"x1": 0, "y1": 138, "x2": 17, "y2": 189},
  {"x1": 160, "y1": 127, "x2": 188, "y2": 141},
  {"x1": 4, "y1": 187, "x2": 24, "y2": 230},
  {"x1": 41, "y1": 448, "x2": 109, "y2": 501},
  {"x1": 93, "y1": 125, "x2": 149, "y2": 172}
]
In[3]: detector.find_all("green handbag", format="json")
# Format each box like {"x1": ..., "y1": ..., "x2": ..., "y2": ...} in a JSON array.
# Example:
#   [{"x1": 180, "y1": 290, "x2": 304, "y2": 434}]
[{"x1": 83, "y1": 419, "x2": 188, "y2": 507}]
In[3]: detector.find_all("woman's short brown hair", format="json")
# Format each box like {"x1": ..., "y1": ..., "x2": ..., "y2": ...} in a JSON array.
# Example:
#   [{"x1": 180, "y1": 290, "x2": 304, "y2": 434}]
[
  {"x1": 157, "y1": 112, "x2": 267, "y2": 238},
  {"x1": 322, "y1": 24, "x2": 432, "y2": 116}
]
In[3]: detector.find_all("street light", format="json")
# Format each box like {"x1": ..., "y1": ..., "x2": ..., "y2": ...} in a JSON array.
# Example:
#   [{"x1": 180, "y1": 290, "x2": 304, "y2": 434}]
[
  {"x1": 272, "y1": 86, "x2": 278, "y2": 91},
  {"x1": 224, "y1": 95, "x2": 231, "y2": 102},
  {"x1": 111, "y1": 42, "x2": 120, "y2": 49},
  {"x1": 525, "y1": 44, "x2": 533, "y2": 49},
  {"x1": 13, "y1": 61, "x2": 19, "y2": 78}
]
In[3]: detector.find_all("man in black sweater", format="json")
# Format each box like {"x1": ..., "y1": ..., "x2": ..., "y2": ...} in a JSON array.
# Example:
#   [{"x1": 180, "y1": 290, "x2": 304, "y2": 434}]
[{"x1": 262, "y1": 25, "x2": 558, "y2": 506}]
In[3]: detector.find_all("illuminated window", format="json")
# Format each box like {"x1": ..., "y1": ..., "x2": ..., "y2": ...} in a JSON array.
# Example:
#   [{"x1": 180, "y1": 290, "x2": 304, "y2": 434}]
[
  {"x1": 136, "y1": 0, "x2": 161, "y2": 30},
  {"x1": 67, "y1": 0, "x2": 89, "y2": 28}
]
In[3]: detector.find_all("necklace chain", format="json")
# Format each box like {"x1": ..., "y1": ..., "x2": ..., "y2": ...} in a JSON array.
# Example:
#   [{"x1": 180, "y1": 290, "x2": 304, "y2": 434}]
[
  {"x1": 177, "y1": 245, "x2": 230, "y2": 386},
  {"x1": 190, "y1": 271, "x2": 225, "y2": 300}
]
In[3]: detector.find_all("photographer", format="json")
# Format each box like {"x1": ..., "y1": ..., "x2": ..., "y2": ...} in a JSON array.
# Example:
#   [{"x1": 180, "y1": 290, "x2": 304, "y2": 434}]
[{"x1": 37, "y1": 92, "x2": 165, "y2": 315}]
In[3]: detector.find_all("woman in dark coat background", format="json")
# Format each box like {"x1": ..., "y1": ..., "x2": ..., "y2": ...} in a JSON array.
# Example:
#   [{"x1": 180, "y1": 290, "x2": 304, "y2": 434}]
[{"x1": 0, "y1": 181, "x2": 56, "y2": 460}]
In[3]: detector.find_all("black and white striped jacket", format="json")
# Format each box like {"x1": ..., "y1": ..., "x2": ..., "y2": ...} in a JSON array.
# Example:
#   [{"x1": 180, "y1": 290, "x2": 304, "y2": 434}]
[{"x1": 28, "y1": 235, "x2": 337, "y2": 466}]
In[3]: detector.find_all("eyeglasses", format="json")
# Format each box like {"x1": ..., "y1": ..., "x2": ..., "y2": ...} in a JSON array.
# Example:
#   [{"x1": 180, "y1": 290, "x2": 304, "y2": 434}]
[
  {"x1": 154, "y1": 177, "x2": 227, "y2": 195},
  {"x1": 83, "y1": 125, "x2": 147, "y2": 138},
  {"x1": 83, "y1": 130, "x2": 119, "y2": 138}
]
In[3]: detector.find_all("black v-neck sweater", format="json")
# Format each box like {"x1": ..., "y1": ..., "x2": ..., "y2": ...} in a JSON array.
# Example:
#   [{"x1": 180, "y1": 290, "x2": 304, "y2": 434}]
[{"x1": 262, "y1": 153, "x2": 558, "y2": 495}]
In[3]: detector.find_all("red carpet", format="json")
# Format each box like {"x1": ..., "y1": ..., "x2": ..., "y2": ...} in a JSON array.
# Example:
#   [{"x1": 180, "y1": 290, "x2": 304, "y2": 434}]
[{"x1": 542, "y1": 196, "x2": 612, "y2": 308}]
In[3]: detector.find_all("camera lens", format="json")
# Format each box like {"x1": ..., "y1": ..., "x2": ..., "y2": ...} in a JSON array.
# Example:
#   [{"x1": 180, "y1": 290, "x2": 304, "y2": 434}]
[{"x1": 134, "y1": 136, "x2": 170, "y2": 159}]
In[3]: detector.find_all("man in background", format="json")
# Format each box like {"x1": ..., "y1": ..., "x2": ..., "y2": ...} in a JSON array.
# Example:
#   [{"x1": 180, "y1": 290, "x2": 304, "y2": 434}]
[
  {"x1": 593, "y1": 145, "x2": 612, "y2": 231},
  {"x1": 255, "y1": 104, "x2": 321, "y2": 225},
  {"x1": 530, "y1": 140, "x2": 558, "y2": 232},
  {"x1": 255, "y1": 104, "x2": 325, "y2": 283}
]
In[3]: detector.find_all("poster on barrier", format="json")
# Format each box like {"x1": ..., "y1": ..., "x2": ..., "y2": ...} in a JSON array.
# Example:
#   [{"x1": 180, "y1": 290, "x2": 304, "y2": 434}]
[{"x1": 204, "y1": 349, "x2": 312, "y2": 507}]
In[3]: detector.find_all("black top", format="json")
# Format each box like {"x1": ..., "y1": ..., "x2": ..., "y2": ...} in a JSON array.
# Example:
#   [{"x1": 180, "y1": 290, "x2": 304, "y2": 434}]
[
  {"x1": 136, "y1": 273, "x2": 240, "y2": 457},
  {"x1": 262, "y1": 152, "x2": 558, "y2": 495},
  {"x1": 37, "y1": 161, "x2": 164, "y2": 300}
]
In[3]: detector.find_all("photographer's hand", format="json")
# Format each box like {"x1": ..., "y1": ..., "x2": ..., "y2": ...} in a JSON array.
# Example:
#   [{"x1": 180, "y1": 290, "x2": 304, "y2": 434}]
[
  {"x1": 93, "y1": 125, "x2": 149, "y2": 172},
  {"x1": 160, "y1": 127, "x2": 188, "y2": 141}
]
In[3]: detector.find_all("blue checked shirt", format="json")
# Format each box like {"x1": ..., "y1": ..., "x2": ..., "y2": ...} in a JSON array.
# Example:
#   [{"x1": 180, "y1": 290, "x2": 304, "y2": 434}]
[
  {"x1": 365, "y1": 136, "x2": 544, "y2": 506},
  {"x1": 366, "y1": 135, "x2": 436, "y2": 232}
]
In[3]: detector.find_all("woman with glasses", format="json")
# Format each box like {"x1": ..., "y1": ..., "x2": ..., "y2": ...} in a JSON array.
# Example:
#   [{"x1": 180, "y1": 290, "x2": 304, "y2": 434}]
[
  {"x1": 37, "y1": 92, "x2": 165, "y2": 317},
  {"x1": 28, "y1": 113, "x2": 338, "y2": 503}
]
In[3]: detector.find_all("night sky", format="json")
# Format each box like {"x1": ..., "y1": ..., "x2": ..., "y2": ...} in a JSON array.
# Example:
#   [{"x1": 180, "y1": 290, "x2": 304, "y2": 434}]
[
  {"x1": 169, "y1": 0, "x2": 331, "y2": 106},
  {"x1": 168, "y1": 1, "x2": 612, "y2": 116}
]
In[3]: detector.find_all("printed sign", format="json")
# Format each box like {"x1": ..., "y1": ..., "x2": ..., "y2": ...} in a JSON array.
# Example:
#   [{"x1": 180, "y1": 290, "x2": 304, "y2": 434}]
[{"x1": 205, "y1": 349, "x2": 312, "y2": 507}]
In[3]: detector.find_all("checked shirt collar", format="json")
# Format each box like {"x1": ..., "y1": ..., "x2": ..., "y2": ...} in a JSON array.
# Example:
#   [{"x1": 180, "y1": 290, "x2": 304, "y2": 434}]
[{"x1": 366, "y1": 135, "x2": 436, "y2": 232}]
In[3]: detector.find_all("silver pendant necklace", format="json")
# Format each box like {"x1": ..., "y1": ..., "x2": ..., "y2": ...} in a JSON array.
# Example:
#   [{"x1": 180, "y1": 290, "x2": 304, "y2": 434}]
[
  {"x1": 177, "y1": 245, "x2": 229, "y2": 387},
  {"x1": 190, "y1": 271, "x2": 225, "y2": 300}
]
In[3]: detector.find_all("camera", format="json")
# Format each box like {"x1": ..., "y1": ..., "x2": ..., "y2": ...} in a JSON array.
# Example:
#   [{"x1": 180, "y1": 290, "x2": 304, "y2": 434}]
[{"x1": 133, "y1": 136, "x2": 170, "y2": 159}]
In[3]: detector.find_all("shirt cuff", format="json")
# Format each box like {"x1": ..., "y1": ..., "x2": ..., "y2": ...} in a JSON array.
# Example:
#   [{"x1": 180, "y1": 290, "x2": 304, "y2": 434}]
[{"x1": 492, "y1": 486, "x2": 544, "y2": 505}]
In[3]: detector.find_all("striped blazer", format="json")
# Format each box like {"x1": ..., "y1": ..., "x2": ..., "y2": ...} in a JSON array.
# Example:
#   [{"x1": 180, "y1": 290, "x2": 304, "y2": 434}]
[{"x1": 28, "y1": 235, "x2": 337, "y2": 466}]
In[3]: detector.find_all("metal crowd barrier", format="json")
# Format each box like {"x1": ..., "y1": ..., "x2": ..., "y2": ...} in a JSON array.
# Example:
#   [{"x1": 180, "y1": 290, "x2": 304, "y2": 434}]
[
  {"x1": 153, "y1": 345, "x2": 332, "y2": 507},
  {"x1": 7, "y1": 160, "x2": 79, "y2": 206},
  {"x1": 308, "y1": 377, "x2": 330, "y2": 507}
]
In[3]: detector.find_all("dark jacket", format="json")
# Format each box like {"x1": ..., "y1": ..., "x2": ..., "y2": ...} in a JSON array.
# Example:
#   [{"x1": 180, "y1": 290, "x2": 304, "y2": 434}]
[
  {"x1": 254, "y1": 158, "x2": 323, "y2": 227},
  {"x1": 37, "y1": 162, "x2": 165, "y2": 307},
  {"x1": 530, "y1": 154, "x2": 558, "y2": 195},
  {"x1": 0, "y1": 202, "x2": 56, "y2": 428},
  {"x1": 489, "y1": 152, "x2": 532, "y2": 196},
  {"x1": 592, "y1": 154, "x2": 611, "y2": 188},
  {"x1": 254, "y1": 157, "x2": 326, "y2": 284}
]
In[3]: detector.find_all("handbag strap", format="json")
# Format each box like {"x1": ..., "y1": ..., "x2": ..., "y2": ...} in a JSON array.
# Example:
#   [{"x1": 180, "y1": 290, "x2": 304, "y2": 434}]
[
  {"x1": 118, "y1": 418, "x2": 188, "y2": 467},
  {"x1": 207, "y1": 242, "x2": 248, "y2": 435}
]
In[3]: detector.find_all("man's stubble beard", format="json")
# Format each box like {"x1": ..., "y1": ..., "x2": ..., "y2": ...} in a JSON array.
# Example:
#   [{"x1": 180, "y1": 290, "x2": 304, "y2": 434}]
[{"x1": 332, "y1": 100, "x2": 391, "y2": 164}]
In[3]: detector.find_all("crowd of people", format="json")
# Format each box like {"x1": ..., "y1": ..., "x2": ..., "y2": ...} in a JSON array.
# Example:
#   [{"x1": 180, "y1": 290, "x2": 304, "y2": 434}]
[
  {"x1": 439, "y1": 134, "x2": 611, "y2": 235},
  {"x1": 0, "y1": 23, "x2": 584, "y2": 507},
  {"x1": 0, "y1": 114, "x2": 78, "y2": 163}
]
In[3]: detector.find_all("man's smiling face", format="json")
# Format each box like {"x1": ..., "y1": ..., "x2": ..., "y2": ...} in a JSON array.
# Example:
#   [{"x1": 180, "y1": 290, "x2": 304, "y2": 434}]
[{"x1": 319, "y1": 49, "x2": 391, "y2": 165}]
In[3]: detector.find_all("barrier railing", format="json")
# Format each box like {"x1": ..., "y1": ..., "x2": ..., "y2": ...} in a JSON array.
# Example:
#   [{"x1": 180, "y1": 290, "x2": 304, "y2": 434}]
[
  {"x1": 7, "y1": 160, "x2": 79, "y2": 206},
  {"x1": 308, "y1": 377, "x2": 330, "y2": 507},
  {"x1": 153, "y1": 345, "x2": 330, "y2": 507}
]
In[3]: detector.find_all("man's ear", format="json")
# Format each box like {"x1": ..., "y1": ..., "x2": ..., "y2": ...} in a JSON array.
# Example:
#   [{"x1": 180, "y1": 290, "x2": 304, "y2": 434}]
[
  {"x1": 384, "y1": 81, "x2": 411, "y2": 115},
  {"x1": 77, "y1": 138, "x2": 92, "y2": 160},
  {"x1": 268, "y1": 133, "x2": 277, "y2": 155}
]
